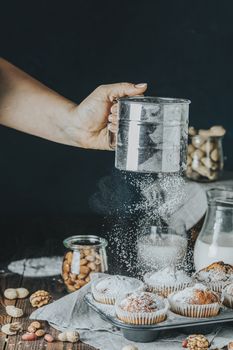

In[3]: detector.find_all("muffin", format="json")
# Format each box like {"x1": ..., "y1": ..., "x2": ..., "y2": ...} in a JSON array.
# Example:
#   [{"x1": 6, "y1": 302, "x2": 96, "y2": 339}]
[
  {"x1": 168, "y1": 283, "x2": 221, "y2": 318},
  {"x1": 91, "y1": 275, "x2": 144, "y2": 305},
  {"x1": 193, "y1": 261, "x2": 233, "y2": 292},
  {"x1": 115, "y1": 291, "x2": 169, "y2": 325},
  {"x1": 144, "y1": 267, "x2": 191, "y2": 297},
  {"x1": 222, "y1": 283, "x2": 233, "y2": 308}
]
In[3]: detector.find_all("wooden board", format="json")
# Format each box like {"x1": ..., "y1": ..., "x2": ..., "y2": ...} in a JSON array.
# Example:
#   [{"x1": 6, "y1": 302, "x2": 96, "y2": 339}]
[{"x1": 0, "y1": 268, "x2": 97, "y2": 350}]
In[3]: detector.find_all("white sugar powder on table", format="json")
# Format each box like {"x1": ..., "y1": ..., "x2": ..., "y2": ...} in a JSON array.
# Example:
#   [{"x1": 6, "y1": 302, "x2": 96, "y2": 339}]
[{"x1": 8, "y1": 256, "x2": 62, "y2": 277}]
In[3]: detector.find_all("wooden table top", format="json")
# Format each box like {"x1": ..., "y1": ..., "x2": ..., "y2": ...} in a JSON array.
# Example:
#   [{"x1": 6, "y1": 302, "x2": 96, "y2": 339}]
[{"x1": 0, "y1": 268, "x2": 97, "y2": 350}]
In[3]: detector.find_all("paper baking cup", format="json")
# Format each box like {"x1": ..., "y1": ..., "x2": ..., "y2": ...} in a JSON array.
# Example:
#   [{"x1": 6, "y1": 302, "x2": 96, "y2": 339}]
[
  {"x1": 91, "y1": 277, "x2": 144, "y2": 305},
  {"x1": 168, "y1": 297, "x2": 220, "y2": 318},
  {"x1": 115, "y1": 297, "x2": 169, "y2": 325},
  {"x1": 192, "y1": 278, "x2": 227, "y2": 293},
  {"x1": 144, "y1": 277, "x2": 191, "y2": 298},
  {"x1": 223, "y1": 292, "x2": 233, "y2": 308}
]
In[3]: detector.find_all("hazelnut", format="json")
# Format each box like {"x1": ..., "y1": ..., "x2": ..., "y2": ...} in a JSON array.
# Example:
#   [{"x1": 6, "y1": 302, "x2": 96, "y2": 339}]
[
  {"x1": 63, "y1": 262, "x2": 70, "y2": 273},
  {"x1": 200, "y1": 140, "x2": 215, "y2": 154},
  {"x1": 27, "y1": 325, "x2": 37, "y2": 333},
  {"x1": 192, "y1": 149, "x2": 205, "y2": 160},
  {"x1": 201, "y1": 157, "x2": 213, "y2": 169},
  {"x1": 199, "y1": 129, "x2": 212, "y2": 138},
  {"x1": 210, "y1": 125, "x2": 226, "y2": 136},
  {"x1": 188, "y1": 126, "x2": 197, "y2": 136},
  {"x1": 80, "y1": 258, "x2": 88, "y2": 266},
  {"x1": 211, "y1": 148, "x2": 220, "y2": 162},
  {"x1": 86, "y1": 255, "x2": 95, "y2": 262},
  {"x1": 87, "y1": 262, "x2": 96, "y2": 271},
  {"x1": 188, "y1": 144, "x2": 195, "y2": 154},
  {"x1": 65, "y1": 251, "x2": 73, "y2": 264},
  {"x1": 35, "y1": 329, "x2": 46, "y2": 337},
  {"x1": 192, "y1": 135, "x2": 205, "y2": 148},
  {"x1": 80, "y1": 266, "x2": 90, "y2": 275}
]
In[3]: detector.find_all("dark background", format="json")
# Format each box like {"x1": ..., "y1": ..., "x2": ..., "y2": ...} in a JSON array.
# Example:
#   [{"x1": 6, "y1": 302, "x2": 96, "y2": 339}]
[{"x1": 0, "y1": 0, "x2": 233, "y2": 263}]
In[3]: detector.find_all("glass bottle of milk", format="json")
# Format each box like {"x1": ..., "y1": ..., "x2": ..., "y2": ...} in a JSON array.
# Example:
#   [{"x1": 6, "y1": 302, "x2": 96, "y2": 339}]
[{"x1": 194, "y1": 188, "x2": 233, "y2": 271}]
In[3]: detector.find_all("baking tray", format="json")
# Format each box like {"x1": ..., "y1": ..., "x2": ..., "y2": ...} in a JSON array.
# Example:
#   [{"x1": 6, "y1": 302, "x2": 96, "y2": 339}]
[{"x1": 84, "y1": 293, "x2": 233, "y2": 343}]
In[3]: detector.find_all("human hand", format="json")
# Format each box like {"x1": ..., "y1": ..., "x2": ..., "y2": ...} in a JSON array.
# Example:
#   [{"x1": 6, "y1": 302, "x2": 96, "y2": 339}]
[{"x1": 73, "y1": 82, "x2": 147, "y2": 150}]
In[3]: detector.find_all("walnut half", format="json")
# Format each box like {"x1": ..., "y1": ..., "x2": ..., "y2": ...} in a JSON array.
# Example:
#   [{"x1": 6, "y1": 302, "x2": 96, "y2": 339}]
[{"x1": 30, "y1": 290, "x2": 52, "y2": 308}]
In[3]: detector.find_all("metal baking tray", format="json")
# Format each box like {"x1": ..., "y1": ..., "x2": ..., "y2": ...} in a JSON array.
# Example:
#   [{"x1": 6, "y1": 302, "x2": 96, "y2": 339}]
[{"x1": 84, "y1": 293, "x2": 233, "y2": 343}]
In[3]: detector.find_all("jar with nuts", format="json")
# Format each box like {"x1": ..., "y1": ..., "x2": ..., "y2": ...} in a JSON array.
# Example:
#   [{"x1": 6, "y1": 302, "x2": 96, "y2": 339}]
[
  {"x1": 186, "y1": 125, "x2": 225, "y2": 182},
  {"x1": 62, "y1": 235, "x2": 108, "y2": 292}
]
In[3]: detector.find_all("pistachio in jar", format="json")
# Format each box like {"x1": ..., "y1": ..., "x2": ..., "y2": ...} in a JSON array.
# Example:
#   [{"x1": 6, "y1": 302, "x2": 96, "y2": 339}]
[{"x1": 62, "y1": 235, "x2": 108, "y2": 292}]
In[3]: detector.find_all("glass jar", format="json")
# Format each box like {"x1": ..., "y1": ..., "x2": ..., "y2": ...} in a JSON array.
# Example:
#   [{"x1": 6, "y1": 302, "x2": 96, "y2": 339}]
[
  {"x1": 62, "y1": 235, "x2": 108, "y2": 292},
  {"x1": 137, "y1": 225, "x2": 188, "y2": 273},
  {"x1": 194, "y1": 188, "x2": 233, "y2": 271},
  {"x1": 186, "y1": 135, "x2": 224, "y2": 182}
]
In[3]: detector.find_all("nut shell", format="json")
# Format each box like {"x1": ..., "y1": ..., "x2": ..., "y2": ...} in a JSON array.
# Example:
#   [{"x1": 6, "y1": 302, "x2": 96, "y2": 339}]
[
  {"x1": 4, "y1": 288, "x2": 18, "y2": 300},
  {"x1": 16, "y1": 288, "x2": 29, "y2": 299},
  {"x1": 1, "y1": 323, "x2": 17, "y2": 335},
  {"x1": 6, "y1": 305, "x2": 23, "y2": 318}
]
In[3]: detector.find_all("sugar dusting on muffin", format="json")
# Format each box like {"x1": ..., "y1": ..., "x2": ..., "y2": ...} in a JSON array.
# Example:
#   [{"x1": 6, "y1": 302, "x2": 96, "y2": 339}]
[{"x1": 119, "y1": 292, "x2": 159, "y2": 313}]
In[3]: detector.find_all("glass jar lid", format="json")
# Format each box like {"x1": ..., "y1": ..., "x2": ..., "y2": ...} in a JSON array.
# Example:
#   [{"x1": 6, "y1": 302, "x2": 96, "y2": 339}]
[{"x1": 63, "y1": 235, "x2": 108, "y2": 250}]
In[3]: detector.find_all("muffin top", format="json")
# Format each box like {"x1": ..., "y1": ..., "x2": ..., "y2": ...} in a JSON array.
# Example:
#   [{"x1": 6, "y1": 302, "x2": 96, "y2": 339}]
[
  {"x1": 144, "y1": 267, "x2": 191, "y2": 286},
  {"x1": 118, "y1": 291, "x2": 164, "y2": 313},
  {"x1": 94, "y1": 275, "x2": 143, "y2": 296},
  {"x1": 170, "y1": 283, "x2": 220, "y2": 305},
  {"x1": 194, "y1": 261, "x2": 233, "y2": 283}
]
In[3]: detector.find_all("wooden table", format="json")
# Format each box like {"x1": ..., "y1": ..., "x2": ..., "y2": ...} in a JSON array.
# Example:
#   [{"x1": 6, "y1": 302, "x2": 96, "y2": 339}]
[{"x1": 0, "y1": 268, "x2": 97, "y2": 350}]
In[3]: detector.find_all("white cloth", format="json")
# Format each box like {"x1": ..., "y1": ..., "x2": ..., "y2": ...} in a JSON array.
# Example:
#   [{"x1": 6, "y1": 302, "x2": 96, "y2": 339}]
[{"x1": 30, "y1": 281, "x2": 233, "y2": 350}]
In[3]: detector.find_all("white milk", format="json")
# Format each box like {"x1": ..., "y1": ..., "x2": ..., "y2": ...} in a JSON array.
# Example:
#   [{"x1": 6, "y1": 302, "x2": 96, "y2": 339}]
[{"x1": 194, "y1": 232, "x2": 233, "y2": 271}]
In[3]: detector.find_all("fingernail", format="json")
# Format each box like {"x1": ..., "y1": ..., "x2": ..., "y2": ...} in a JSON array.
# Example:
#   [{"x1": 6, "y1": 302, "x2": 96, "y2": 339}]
[{"x1": 135, "y1": 83, "x2": 147, "y2": 88}]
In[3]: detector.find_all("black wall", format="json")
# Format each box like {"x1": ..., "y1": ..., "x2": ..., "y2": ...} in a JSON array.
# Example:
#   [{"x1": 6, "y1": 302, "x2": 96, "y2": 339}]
[{"x1": 0, "y1": 0, "x2": 233, "y2": 262}]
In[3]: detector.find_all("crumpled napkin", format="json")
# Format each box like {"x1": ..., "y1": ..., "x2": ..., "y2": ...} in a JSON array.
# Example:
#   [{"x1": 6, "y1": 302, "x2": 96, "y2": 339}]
[{"x1": 30, "y1": 276, "x2": 232, "y2": 350}]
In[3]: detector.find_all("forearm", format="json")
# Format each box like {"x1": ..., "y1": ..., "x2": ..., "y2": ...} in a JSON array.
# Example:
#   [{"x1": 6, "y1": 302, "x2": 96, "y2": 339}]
[{"x1": 0, "y1": 58, "x2": 80, "y2": 146}]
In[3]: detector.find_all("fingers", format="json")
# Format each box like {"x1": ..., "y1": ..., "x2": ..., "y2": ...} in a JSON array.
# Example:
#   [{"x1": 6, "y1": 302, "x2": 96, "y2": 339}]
[
  {"x1": 110, "y1": 103, "x2": 118, "y2": 114},
  {"x1": 108, "y1": 123, "x2": 117, "y2": 133},
  {"x1": 96, "y1": 82, "x2": 148, "y2": 102},
  {"x1": 108, "y1": 113, "x2": 118, "y2": 124}
]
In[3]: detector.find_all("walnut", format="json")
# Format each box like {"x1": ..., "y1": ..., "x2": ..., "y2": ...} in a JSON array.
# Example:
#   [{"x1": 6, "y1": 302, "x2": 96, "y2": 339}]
[
  {"x1": 186, "y1": 334, "x2": 209, "y2": 350},
  {"x1": 30, "y1": 290, "x2": 52, "y2": 308}
]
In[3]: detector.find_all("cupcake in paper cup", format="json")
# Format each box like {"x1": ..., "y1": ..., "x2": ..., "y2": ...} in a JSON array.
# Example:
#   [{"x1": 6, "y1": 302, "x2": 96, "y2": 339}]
[
  {"x1": 144, "y1": 267, "x2": 192, "y2": 297},
  {"x1": 91, "y1": 275, "x2": 144, "y2": 305},
  {"x1": 193, "y1": 261, "x2": 233, "y2": 293},
  {"x1": 115, "y1": 291, "x2": 169, "y2": 325},
  {"x1": 222, "y1": 283, "x2": 233, "y2": 308},
  {"x1": 168, "y1": 283, "x2": 221, "y2": 318}
]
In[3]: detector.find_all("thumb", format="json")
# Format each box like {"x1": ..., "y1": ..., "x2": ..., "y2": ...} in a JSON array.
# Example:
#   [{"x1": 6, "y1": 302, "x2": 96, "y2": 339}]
[{"x1": 97, "y1": 82, "x2": 148, "y2": 102}]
